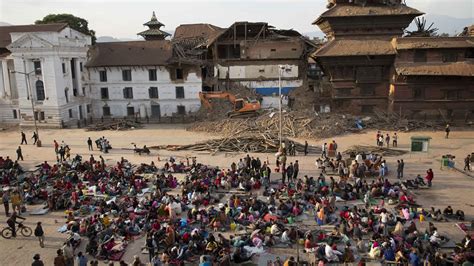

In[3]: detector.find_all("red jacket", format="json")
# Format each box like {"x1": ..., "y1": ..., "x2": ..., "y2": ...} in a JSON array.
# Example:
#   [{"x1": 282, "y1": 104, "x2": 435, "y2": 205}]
[{"x1": 425, "y1": 171, "x2": 434, "y2": 181}]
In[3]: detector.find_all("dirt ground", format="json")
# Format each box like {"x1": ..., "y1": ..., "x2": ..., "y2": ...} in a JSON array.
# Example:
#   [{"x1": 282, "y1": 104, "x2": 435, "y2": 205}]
[{"x1": 0, "y1": 124, "x2": 473, "y2": 265}]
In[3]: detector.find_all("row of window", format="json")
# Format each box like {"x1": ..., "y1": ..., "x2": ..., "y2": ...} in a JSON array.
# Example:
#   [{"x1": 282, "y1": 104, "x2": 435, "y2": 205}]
[
  {"x1": 100, "y1": 86, "x2": 185, "y2": 100},
  {"x1": 413, "y1": 49, "x2": 474, "y2": 63},
  {"x1": 101, "y1": 105, "x2": 186, "y2": 117},
  {"x1": 33, "y1": 59, "x2": 84, "y2": 76},
  {"x1": 98, "y1": 68, "x2": 184, "y2": 82}
]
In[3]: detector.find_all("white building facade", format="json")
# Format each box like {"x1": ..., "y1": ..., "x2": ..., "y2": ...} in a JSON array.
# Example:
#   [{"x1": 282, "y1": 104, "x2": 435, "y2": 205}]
[
  {"x1": 0, "y1": 23, "x2": 92, "y2": 127},
  {"x1": 86, "y1": 65, "x2": 202, "y2": 118},
  {"x1": 84, "y1": 40, "x2": 202, "y2": 119}
]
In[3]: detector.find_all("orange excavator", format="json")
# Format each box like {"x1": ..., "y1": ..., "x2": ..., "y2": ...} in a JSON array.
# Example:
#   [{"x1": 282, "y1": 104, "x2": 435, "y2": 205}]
[{"x1": 199, "y1": 91, "x2": 261, "y2": 118}]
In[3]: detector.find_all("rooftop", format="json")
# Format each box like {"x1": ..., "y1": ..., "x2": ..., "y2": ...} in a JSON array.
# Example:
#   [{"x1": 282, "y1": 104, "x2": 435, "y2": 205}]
[
  {"x1": 394, "y1": 37, "x2": 474, "y2": 50},
  {"x1": 85, "y1": 40, "x2": 172, "y2": 67},
  {"x1": 314, "y1": 3, "x2": 423, "y2": 24},
  {"x1": 173, "y1": 23, "x2": 224, "y2": 41},
  {"x1": 395, "y1": 62, "x2": 474, "y2": 77},
  {"x1": 0, "y1": 23, "x2": 67, "y2": 48},
  {"x1": 314, "y1": 37, "x2": 395, "y2": 57}
]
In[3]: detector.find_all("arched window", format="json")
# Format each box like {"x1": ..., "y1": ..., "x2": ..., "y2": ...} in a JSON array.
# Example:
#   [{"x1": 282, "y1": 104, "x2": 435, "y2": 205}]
[{"x1": 35, "y1": 80, "x2": 45, "y2": 101}]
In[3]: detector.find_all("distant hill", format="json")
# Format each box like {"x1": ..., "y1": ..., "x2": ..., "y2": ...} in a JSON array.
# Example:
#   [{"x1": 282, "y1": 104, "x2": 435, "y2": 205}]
[
  {"x1": 96, "y1": 36, "x2": 140, "y2": 42},
  {"x1": 0, "y1": 21, "x2": 12, "y2": 26}
]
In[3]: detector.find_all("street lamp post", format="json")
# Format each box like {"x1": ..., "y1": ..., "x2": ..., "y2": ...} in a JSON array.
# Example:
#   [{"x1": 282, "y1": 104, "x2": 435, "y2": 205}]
[
  {"x1": 278, "y1": 65, "x2": 291, "y2": 148},
  {"x1": 11, "y1": 69, "x2": 42, "y2": 147}
]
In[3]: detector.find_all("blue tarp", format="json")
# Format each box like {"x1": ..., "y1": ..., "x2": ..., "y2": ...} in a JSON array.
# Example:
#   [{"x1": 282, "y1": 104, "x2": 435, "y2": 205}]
[{"x1": 255, "y1": 87, "x2": 296, "y2": 96}]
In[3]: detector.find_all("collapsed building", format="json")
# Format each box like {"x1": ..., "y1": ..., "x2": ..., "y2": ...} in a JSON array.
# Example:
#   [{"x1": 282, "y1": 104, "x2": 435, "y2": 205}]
[{"x1": 312, "y1": 0, "x2": 474, "y2": 119}]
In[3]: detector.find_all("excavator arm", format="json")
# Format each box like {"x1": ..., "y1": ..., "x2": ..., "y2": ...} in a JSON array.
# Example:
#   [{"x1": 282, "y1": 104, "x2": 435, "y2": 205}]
[{"x1": 199, "y1": 92, "x2": 236, "y2": 110}]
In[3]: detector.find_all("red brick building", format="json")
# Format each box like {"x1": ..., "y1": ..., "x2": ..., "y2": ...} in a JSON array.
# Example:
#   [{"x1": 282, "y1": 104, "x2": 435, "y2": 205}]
[{"x1": 312, "y1": 0, "x2": 474, "y2": 120}]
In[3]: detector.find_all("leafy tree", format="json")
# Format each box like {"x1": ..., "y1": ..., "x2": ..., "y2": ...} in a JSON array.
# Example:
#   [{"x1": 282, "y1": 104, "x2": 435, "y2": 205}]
[{"x1": 35, "y1": 14, "x2": 96, "y2": 43}]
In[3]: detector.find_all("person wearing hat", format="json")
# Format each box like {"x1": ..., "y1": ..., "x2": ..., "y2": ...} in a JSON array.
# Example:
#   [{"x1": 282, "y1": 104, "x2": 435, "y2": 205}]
[
  {"x1": 32, "y1": 254, "x2": 44, "y2": 266},
  {"x1": 34, "y1": 221, "x2": 45, "y2": 248}
]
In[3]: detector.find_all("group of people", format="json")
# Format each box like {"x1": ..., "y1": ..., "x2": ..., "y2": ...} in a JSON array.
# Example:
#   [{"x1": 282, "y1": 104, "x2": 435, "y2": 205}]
[
  {"x1": 0, "y1": 132, "x2": 472, "y2": 266},
  {"x1": 376, "y1": 131, "x2": 398, "y2": 148}
]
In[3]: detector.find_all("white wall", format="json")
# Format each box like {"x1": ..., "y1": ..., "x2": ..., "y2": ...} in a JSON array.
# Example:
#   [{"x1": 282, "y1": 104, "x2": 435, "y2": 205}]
[
  {"x1": 216, "y1": 64, "x2": 299, "y2": 79},
  {"x1": 87, "y1": 66, "x2": 202, "y2": 118},
  {"x1": 6, "y1": 28, "x2": 91, "y2": 127}
]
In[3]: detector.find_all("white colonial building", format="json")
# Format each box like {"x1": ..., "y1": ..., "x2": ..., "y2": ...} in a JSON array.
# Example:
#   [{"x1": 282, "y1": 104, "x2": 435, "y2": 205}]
[
  {"x1": 85, "y1": 13, "x2": 202, "y2": 119},
  {"x1": 0, "y1": 23, "x2": 91, "y2": 127}
]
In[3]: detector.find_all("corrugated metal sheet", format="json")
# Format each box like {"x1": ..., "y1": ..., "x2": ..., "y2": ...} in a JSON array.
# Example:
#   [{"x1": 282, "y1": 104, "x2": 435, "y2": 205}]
[{"x1": 395, "y1": 62, "x2": 474, "y2": 77}]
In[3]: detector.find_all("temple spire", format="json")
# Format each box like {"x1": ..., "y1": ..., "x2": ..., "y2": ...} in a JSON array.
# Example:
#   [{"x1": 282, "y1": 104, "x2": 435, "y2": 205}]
[{"x1": 138, "y1": 11, "x2": 170, "y2": 41}]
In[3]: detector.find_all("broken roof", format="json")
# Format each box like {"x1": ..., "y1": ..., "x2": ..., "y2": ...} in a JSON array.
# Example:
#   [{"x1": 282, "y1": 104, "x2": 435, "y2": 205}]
[
  {"x1": 0, "y1": 23, "x2": 67, "y2": 49},
  {"x1": 395, "y1": 62, "x2": 474, "y2": 77},
  {"x1": 173, "y1": 23, "x2": 224, "y2": 41},
  {"x1": 394, "y1": 37, "x2": 474, "y2": 50},
  {"x1": 314, "y1": 3, "x2": 423, "y2": 24},
  {"x1": 314, "y1": 37, "x2": 395, "y2": 57},
  {"x1": 85, "y1": 41, "x2": 172, "y2": 67}
]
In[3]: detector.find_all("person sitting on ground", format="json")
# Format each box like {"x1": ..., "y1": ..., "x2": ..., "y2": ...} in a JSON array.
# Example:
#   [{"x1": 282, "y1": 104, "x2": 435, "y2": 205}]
[{"x1": 443, "y1": 206, "x2": 454, "y2": 217}]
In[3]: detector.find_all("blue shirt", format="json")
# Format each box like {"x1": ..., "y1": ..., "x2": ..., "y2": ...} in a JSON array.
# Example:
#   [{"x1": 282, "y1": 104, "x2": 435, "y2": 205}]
[
  {"x1": 384, "y1": 248, "x2": 395, "y2": 261},
  {"x1": 409, "y1": 252, "x2": 419, "y2": 266},
  {"x1": 77, "y1": 255, "x2": 88, "y2": 266}
]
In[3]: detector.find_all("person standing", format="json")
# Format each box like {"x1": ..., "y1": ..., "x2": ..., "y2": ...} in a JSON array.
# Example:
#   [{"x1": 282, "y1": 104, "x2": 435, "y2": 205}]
[
  {"x1": 10, "y1": 191, "x2": 22, "y2": 214},
  {"x1": 53, "y1": 140, "x2": 59, "y2": 153},
  {"x1": 322, "y1": 143, "x2": 327, "y2": 158},
  {"x1": 146, "y1": 234, "x2": 155, "y2": 262},
  {"x1": 286, "y1": 163, "x2": 294, "y2": 183},
  {"x1": 425, "y1": 169, "x2": 434, "y2": 187},
  {"x1": 21, "y1": 131, "x2": 27, "y2": 145},
  {"x1": 2, "y1": 190, "x2": 10, "y2": 217},
  {"x1": 385, "y1": 134, "x2": 390, "y2": 148},
  {"x1": 464, "y1": 155, "x2": 471, "y2": 171},
  {"x1": 445, "y1": 124, "x2": 451, "y2": 139},
  {"x1": 304, "y1": 141, "x2": 308, "y2": 156},
  {"x1": 62, "y1": 242, "x2": 74, "y2": 266},
  {"x1": 87, "y1": 137, "x2": 93, "y2": 151},
  {"x1": 293, "y1": 160, "x2": 299, "y2": 181},
  {"x1": 392, "y1": 133, "x2": 398, "y2": 147},
  {"x1": 396, "y1": 160, "x2": 402, "y2": 179},
  {"x1": 54, "y1": 249, "x2": 66, "y2": 266},
  {"x1": 32, "y1": 254, "x2": 45, "y2": 266},
  {"x1": 32, "y1": 132, "x2": 39, "y2": 145},
  {"x1": 34, "y1": 222, "x2": 45, "y2": 248},
  {"x1": 399, "y1": 159, "x2": 405, "y2": 178},
  {"x1": 16, "y1": 146, "x2": 24, "y2": 161},
  {"x1": 77, "y1": 252, "x2": 87, "y2": 266}
]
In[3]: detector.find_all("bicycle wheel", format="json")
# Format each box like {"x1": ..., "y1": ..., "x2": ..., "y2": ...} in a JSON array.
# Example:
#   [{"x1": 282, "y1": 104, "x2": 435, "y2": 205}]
[
  {"x1": 1, "y1": 228, "x2": 13, "y2": 239},
  {"x1": 20, "y1": 226, "x2": 32, "y2": 237}
]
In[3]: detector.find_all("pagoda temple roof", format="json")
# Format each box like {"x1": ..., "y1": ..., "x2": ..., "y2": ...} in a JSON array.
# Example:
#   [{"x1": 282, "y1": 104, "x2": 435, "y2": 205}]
[
  {"x1": 313, "y1": 3, "x2": 423, "y2": 24},
  {"x1": 144, "y1": 12, "x2": 165, "y2": 27},
  {"x1": 138, "y1": 28, "x2": 171, "y2": 38}
]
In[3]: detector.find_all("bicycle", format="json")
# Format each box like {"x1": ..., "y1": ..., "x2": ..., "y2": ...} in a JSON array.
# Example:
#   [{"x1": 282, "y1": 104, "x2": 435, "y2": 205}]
[{"x1": 1, "y1": 222, "x2": 33, "y2": 239}]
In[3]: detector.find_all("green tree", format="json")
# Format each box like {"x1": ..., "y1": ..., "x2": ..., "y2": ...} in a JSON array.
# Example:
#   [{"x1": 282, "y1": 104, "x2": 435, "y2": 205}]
[{"x1": 35, "y1": 14, "x2": 96, "y2": 43}]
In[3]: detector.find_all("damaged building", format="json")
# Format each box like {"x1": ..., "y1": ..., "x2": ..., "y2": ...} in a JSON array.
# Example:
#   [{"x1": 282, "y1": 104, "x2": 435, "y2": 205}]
[
  {"x1": 85, "y1": 12, "x2": 203, "y2": 119},
  {"x1": 203, "y1": 22, "x2": 318, "y2": 108},
  {"x1": 312, "y1": 0, "x2": 474, "y2": 119},
  {"x1": 391, "y1": 37, "x2": 474, "y2": 120}
]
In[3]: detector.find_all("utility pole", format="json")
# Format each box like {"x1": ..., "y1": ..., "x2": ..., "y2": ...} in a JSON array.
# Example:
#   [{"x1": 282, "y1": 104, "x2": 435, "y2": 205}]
[{"x1": 11, "y1": 68, "x2": 42, "y2": 147}]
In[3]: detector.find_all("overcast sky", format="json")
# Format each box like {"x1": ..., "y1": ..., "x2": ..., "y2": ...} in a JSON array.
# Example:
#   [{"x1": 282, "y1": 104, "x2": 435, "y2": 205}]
[{"x1": 1, "y1": 0, "x2": 473, "y2": 39}]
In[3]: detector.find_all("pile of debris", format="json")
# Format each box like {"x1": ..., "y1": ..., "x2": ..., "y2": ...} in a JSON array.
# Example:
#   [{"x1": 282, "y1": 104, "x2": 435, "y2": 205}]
[
  {"x1": 343, "y1": 145, "x2": 408, "y2": 157},
  {"x1": 189, "y1": 110, "x2": 361, "y2": 139},
  {"x1": 189, "y1": 108, "x2": 445, "y2": 140},
  {"x1": 151, "y1": 133, "x2": 320, "y2": 153},
  {"x1": 86, "y1": 120, "x2": 142, "y2": 131}
]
